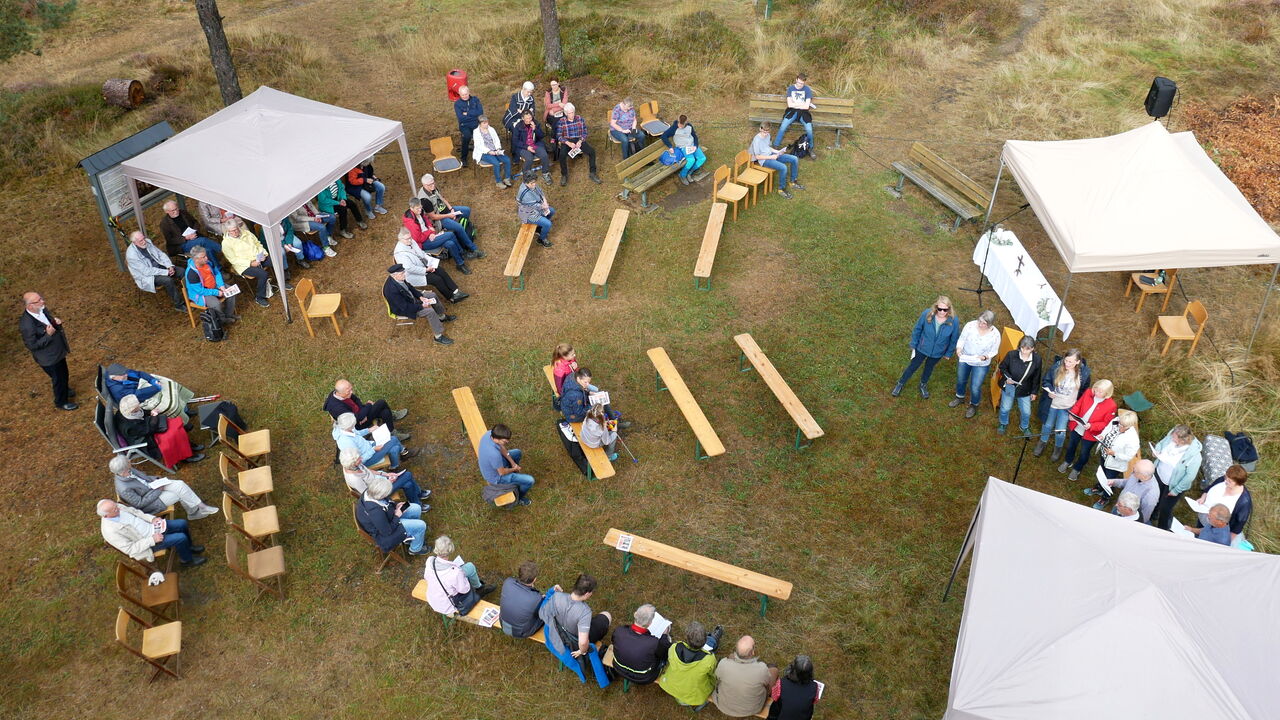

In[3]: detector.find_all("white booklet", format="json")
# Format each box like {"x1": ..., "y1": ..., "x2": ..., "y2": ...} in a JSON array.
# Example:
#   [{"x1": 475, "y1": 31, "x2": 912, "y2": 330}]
[
  {"x1": 647, "y1": 610, "x2": 672, "y2": 638},
  {"x1": 1094, "y1": 466, "x2": 1113, "y2": 495},
  {"x1": 221, "y1": 283, "x2": 241, "y2": 298},
  {"x1": 816, "y1": 681, "x2": 826, "y2": 700},
  {"x1": 589, "y1": 391, "x2": 610, "y2": 407},
  {"x1": 371, "y1": 423, "x2": 392, "y2": 446},
  {"x1": 1170, "y1": 518, "x2": 1196, "y2": 538},
  {"x1": 424, "y1": 254, "x2": 440, "y2": 271},
  {"x1": 147, "y1": 478, "x2": 175, "y2": 490}
]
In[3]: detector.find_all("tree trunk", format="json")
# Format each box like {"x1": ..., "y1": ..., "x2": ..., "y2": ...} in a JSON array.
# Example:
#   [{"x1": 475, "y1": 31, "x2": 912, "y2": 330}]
[
  {"x1": 539, "y1": 0, "x2": 563, "y2": 72},
  {"x1": 194, "y1": 0, "x2": 243, "y2": 106}
]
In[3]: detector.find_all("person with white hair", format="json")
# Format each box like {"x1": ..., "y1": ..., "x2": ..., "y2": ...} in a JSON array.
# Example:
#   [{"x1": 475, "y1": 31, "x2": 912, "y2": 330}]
[
  {"x1": 1092, "y1": 458, "x2": 1159, "y2": 523},
  {"x1": 332, "y1": 411, "x2": 416, "y2": 469},
  {"x1": 159, "y1": 199, "x2": 222, "y2": 259},
  {"x1": 472, "y1": 115, "x2": 514, "y2": 188},
  {"x1": 416, "y1": 174, "x2": 483, "y2": 264},
  {"x1": 512, "y1": 110, "x2": 554, "y2": 182},
  {"x1": 111, "y1": 454, "x2": 217, "y2": 519},
  {"x1": 949, "y1": 309, "x2": 1000, "y2": 418},
  {"x1": 393, "y1": 228, "x2": 468, "y2": 303},
  {"x1": 355, "y1": 474, "x2": 428, "y2": 556},
  {"x1": 554, "y1": 102, "x2": 601, "y2": 185},
  {"x1": 98, "y1": 498, "x2": 206, "y2": 567},
  {"x1": 115, "y1": 393, "x2": 205, "y2": 467},
  {"x1": 1113, "y1": 491, "x2": 1142, "y2": 521},
  {"x1": 713, "y1": 635, "x2": 779, "y2": 717},
  {"x1": 222, "y1": 219, "x2": 290, "y2": 308},
  {"x1": 504, "y1": 80, "x2": 537, "y2": 135},
  {"x1": 1188, "y1": 503, "x2": 1233, "y2": 545},
  {"x1": 454, "y1": 85, "x2": 484, "y2": 167},
  {"x1": 340, "y1": 447, "x2": 430, "y2": 504},
  {"x1": 610, "y1": 603, "x2": 674, "y2": 686},
  {"x1": 423, "y1": 535, "x2": 494, "y2": 615},
  {"x1": 609, "y1": 98, "x2": 645, "y2": 159},
  {"x1": 124, "y1": 231, "x2": 184, "y2": 311}
]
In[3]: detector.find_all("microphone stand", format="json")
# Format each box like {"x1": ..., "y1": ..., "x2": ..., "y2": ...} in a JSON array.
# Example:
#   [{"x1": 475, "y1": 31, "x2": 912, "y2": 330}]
[
  {"x1": 1008, "y1": 431, "x2": 1039, "y2": 485},
  {"x1": 959, "y1": 203, "x2": 1032, "y2": 306}
]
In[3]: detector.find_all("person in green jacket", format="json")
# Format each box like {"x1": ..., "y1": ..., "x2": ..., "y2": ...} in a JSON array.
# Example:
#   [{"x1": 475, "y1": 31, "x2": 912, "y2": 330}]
[
  {"x1": 658, "y1": 621, "x2": 724, "y2": 710},
  {"x1": 316, "y1": 178, "x2": 366, "y2": 239}
]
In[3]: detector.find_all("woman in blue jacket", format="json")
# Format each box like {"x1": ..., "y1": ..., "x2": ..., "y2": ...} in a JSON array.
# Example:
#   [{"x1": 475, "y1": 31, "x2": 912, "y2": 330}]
[{"x1": 892, "y1": 296, "x2": 960, "y2": 399}]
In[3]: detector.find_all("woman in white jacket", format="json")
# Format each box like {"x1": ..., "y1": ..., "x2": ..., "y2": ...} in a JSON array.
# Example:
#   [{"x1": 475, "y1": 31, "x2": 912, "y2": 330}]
[
  {"x1": 472, "y1": 116, "x2": 514, "y2": 188},
  {"x1": 1084, "y1": 409, "x2": 1139, "y2": 498},
  {"x1": 950, "y1": 310, "x2": 1001, "y2": 418},
  {"x1": 393, "y1": 228, "x2": 469, "y2": 303}
]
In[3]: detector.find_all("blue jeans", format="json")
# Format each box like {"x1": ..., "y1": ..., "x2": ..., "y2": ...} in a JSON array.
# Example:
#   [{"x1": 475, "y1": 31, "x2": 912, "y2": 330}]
[
  {"x1": 531, "y1": 208, "x2": 555, "y2": 241},
  {"x1": 480, "y1": 153, "x2": 512, "y2": 182},
  {"x1": 954, "y1": 363, "x2": 989, "y2": 406},
  {"x1": 358, "y1": 181, "x2": 386, "y2": 214},
  {"x1": 305, "y1": 221, "x2": 333, "y2": 247},
  {"x1": 441, "y1": 207, "x2": 476, "y2": 251},
  {"x1": 998, "y1": 384, "x2": 1032, "y2": 431},
  {"x1": 180, "y1": 236, "x2": 222, "y2": 260},
  {"x1": 154, "y1": 518, "x2": 194, "y2": 563},
  {"x1": 774, "y1": 116, "x2": 814, "y2": 148},
  {"x1": 391, "y1": 470, "x2": 424, "y2": 500},
  {"x1": 760, "y1": 154, "x2": 800, "y2": 189},
  {"x1": 505, "y1": 448, "x2": 536, "y2": 500},
  {"x1": 366, "y1": 436, "x2": 404, "y2": 468},
  {"x1": 418, "y1": 231, "x2": 467, "y2": 268},
  {"x1": 610, "y1": 128, "x2": 644, "y2": 158},
  {"x1": 459, "y1": 561, "x2": 481, "y2": 589},
  {"x1": 680, "y1": 148, "x2": 707, "y2": 178},
  {"x1": 897, "y1": 353, "x2": 942, "y2": 387},
  {"x1": 398, "y1": 503, "x2": 426, "y2": 552},
  {"x1": 1039, "y1": 407, "x2": 1070, "y2": 447}
]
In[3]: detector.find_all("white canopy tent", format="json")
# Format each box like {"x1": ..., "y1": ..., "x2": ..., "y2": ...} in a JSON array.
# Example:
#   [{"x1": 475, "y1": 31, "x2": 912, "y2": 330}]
[
  {"x1": 944, "y1": 478, "x2": 1280, "y2": 720},
  {"x1": 121, "y1": 86, "x2": 417, "y2": 320},
  {"x1": 985, "y1": 121, "x2": 1280, "y2": 353}
]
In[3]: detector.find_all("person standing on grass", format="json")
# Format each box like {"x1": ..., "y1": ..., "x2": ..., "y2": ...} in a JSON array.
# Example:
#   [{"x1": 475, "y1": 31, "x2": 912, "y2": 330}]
[
  {"x1": 505, "y1": 80, "x2": 538, "y2": 136},
  {"x1": 1191, "y1": 464, "x2": 1251, "y2": 545},
  {"x1": 750, "y1": 123, "x2": 803, "y2": 199},
  {"x1": 1150, "y1": 424, "x2": 1202, "y2": 531},
  {"x1": 1082, "y1": 409, "x2": 1141, "y2": 488},
  {"x1": 949, "y1": 309, "x2": 1000, "y2": 418},
  {"x1": 1033, "y1": 348, "x2": 1083, "y2": 460},
  {"x1": 609, "y1": 98, "x2": 645, "y2": 159},
  {"x1": 478, "y1": 423, "x2": 535, "y2": 506},
  {"x1": 1090, "y1": 458, "x2": 1158, "y2": 522},
  {"x1": 773, "y1": 73, "x2": 818, "y2": 160},
  {"x1": 454, "y1": 85, "x2": 483, "y2": 168},
  {"x1": 891, "y1": 296, "x2": 959, "y2": 399},
  {"x1": 20, "y1": 292, "x2": 76, "y2": 411},
  {"x1": 1058, "y1": 379, "x2": 1117, "y2": 482},
  {"x1": 1188, "y1": 504, "x2": 1233, "y2": 545},
  {"x1": 661, "y1": 114, "x2": 707, "y2": 185},
  {"x1": 543, "y1": 79, "x2": 569, "y2": 156},
  {"x1": 995, "y1": 336, "x2": 1040, "y2": 435}
]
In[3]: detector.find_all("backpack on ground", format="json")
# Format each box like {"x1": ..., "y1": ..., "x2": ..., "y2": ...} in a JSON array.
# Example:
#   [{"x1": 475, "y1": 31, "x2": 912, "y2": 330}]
[
  {"x1": 200, "y1": 308, "x2": 225, "y2": 342},
  {"x1": 785, "y1": 135, "x2": 811, "y2": 159}
]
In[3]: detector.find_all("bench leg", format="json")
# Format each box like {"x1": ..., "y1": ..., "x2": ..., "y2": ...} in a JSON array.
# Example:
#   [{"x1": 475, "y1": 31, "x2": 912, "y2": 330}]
[
  {"x1": 639, "y1": 191, "x2": 650, "y2": 209},
  {"x1": 619, "y1": 188, "x2": 631, "y2": 201},
  {"x1": 694, "y1": 276, "x2": 711, "y2": 291},
  {"x1": 759, "y1": 594, "x2": 769, "y2": 617},
  {"x1": 895, "y1": 173, "x2": 906, "y2": 193},
  {"x1": 507, "y1": 273, "x2": 525, "y2": 291},
  {"x1": 621, "y1": 551, "x2": 634, "y2": 574},
  {"x1": 738, "y1": 350, "x2": 751, "y2": 373},
  {"x1": 622, "y1": 678, "x2": 631, "y2": 693},
  {"x1": 587, "y1": 462, "x2": 595, "y2": 481},
  {"x1": 834, "y1": 127, "x2": 842, "y2": 149},
  {"x1": 655, "y1": 371, "x2": 667, "y2": 393},
  {"x1": 794, "y1": 427, "x2": 813, "y2": 452},
  {"x1": 695, "y1": 438, "x2": 710, "y2": 461},
  {"x1": 951, "y1": 214, "x2": 962, "y2": 232},
  {"x1": 591, "y1": 283, "x2": 608, "y2": 300}
]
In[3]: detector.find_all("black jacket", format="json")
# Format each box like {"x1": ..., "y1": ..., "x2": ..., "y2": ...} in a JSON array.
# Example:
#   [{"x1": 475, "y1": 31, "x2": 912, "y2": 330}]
[
  {"x1": 382, "y1": 276, "x2": 423, "y2": 318},
  {"x1": 611, "y1": 624, "x2": 672, "y2": 684},
  {"x1": 116, "y1": 412, "x2": 164, "y2": 462},
  {"x1": 996, "y1": 349, "x2": 1042, "y2": 398},
  {"x1": 356, "y1": 496, "x2": 408, "y2": 552},
  {"x1": 324, "y1": 391, "x2": 366, "y2": 422},
  {"x1": 20, "y1": 308, "x2": 69, "y2": 367},
  {"x1": 512, "y1": 120, "x2": 545, "y2": 148},
  {"x1": 160, "y1": 209, "x2": 202, "y2": 255}
]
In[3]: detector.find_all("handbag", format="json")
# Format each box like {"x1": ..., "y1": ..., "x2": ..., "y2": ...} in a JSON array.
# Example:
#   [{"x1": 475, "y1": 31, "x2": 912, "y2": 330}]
[
  {"x1": 429, "y1": 557, "x2": 480, "y2": 615},
  {"x1": 302, "y1": 241, "x2": 324, "y2": 262}
]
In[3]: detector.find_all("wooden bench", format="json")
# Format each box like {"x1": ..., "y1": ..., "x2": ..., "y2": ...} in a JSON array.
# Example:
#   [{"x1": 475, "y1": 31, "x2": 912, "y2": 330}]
[
  {"x1": 505, "y1": 224, "x2": 537, "y2": 291},
  {"x1": 542, "y1": 365, "x2": 616, "y2": 481},
  {"x1": 603, "y1": 528, "x2": 792, "y2": 616},
  {"x1": 412, "y1": 580, "x2": 546, "y2": 643},
  {"x1": 693, "y1": 203, "x2": 728, "y2": 291},
  {"x1": 615, "y1": 141, "x2": 681, "y2": 210},
  {"x1": 890, "y1": 142, "x2": 990, "y2": 231},
  {"x1": 646, "y1": 347, "x2": 725, "y2": 460},
  {"x1": 590, "y1": 209, "x2": 630, "y2": 299},
  {"x1": 748, "y1": 93, "x2": 857, "y2": 148},
  {"x1": 734, "y1": 333, "x2": 824, "y2": 450},
  {"x1": 450, "y1": 386, "x2": 516, "y2": 507}
]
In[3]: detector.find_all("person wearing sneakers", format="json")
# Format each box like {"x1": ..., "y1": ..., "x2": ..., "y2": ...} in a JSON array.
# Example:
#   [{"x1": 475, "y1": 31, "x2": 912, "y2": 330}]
[
  {"x1": 332, "y1": 411, "x2": 419, "y2": 470},
  {"x1": 949, "y1": 310, "x2": 1000, "y2": 418},
  {"x1": 891, "y1": 296, "x2": 959, "y2": 399},
  {"x1": 356, "y1": 474, "x2": 430, "y2": 557},
  {"x1": 317, "y1": 175, "x2": 366, "y2": 239},
  {"x1": 554, "y1": 103, "x2": 602, "y2": 185},
  {"x1": 1057, "y1": 379, "x2": 1117, "y2": 482},
  {"x1": 424, "y1": 535, "x2": 496, "y2": 615},
  {"x1": 659, "y1": 620, "x2": 725, "y2": 710},
  {"x1": 344, "y1": 159, "x2": 386, "y2": 219},
  {"x1": 417, "y1": 174, "x2": 482, "y2": 261},
  {"x1": 472, "y1": 115, "x2": 515, "y2": 188},
  {"x1": 750, "y1": 123, "x2": 803, "y2": 199},
  {"x1": 1091, "y1": 459, "x2": 1158, "y2": 522},
  {"x1": 609, "y1": 98, "x2": 646, "y2": 159},
  {"x1": 402, "y1": 199, "x2": 471, "y2": 275},
  {"x1": 517, "y1": 174, "x2": 556, "y2": 247},
  {"x1": 382, "y1": 264, "x2": 456, "y2": 346},
  {"x1": 661, "y1": 114, "x2": 707, "y2": 185},
  {"x1": 324, "y1": 378, "x2": 410, "y2": 440},
  {"x1": 579, "y1": 403, "x2": 619, "y2": 462},
  {"x1": 111, "y1": 455, "x2": 217, "y2": 519},
  {"x1": 995, "y1": 336, "x2": 1041, "y2": 435},
  {"x1": 289, "y1": 199, "x2": 337, "y2": 259},
  {"x1": 1033, "y1": 348, "x2": 1083, "y2": 460},
  {"x1": 478, "y1": 424, "x2": 535, "y2": 506},
  {"x1": 98, "y1": 498, "x2": 207, "y2": 568},
  {"x1": 393, "y1": 228, "x2": 469, "y2": 305},
  {"x1": 340, "y1": 447, "x2": 431, "y2": 506},
  {"x1": 513, "y1": 110, "x2": 554, "y2": 182},
  {"x1": 773, "y1": 73, "x2": 818, "y2": 160},
  {"x1": 454, "y1": 85, "x2": 484, "y2": 167}
]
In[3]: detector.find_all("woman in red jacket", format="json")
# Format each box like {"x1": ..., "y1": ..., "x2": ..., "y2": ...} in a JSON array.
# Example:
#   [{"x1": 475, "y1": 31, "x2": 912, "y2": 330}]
[{"x1": 1059, "y1": 379, "x2": 1117, "y2": 481}]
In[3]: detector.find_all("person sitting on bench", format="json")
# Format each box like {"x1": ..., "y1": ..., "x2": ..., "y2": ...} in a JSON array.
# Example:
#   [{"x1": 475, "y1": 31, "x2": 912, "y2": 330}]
[
  {"x1": 538, "y1": 573, "x2": 612, "y2": 685},
  {"x1": 472, "y1": 115, "x2": 515, "y2": 188},
  {"x1": 341, "y1": 447, "x2": 430, "y2": 505},
  {"x1": 325, "y1": 379, "x2": 409, "y2": 440},
  {"x1": 357, "y1": 474, "x2": 428, "y2": 557},
  {"x1": 500, "y1": 560, "x2": 555, "y2": 638},
  {"x1": 517, "y1": 175, "x2": 556, "y2": 248},
  {"x1": 554, "y1": 103, "x2": 601, "y2": 186},
  {"x1": 772, "y1": 73, "x2": 818, "y2": 160},
  {"x1": 423, "y1": 535, "x2": 495, "y2": 615},
  {"x1": 402, "y1": 198, "x2": 471, "y2": 275},
  {"x1": 513, "y1": 110, "x2": 554, "y2": 182},
  {"x1": 661, "y1": 114, "x2": 707, "y2": 185},
  {"x1": 160, "y1": 200, "x2": 221, "y2": 260},
  {"x1": 383, "y1": 264, "x2": 455, "y2": 346},
  {"x1": 580, "y1": 404, "x2": 619, "y2": 462},
  {"x1": 125, "y1": 231, "x2": 184, "y2": 312},
  {"x1": 712, "y1": 635, "x2": 779, "y2": 718},
  {"x1": 609, "y1": 98, "x2": 645, "y2": 159},
  {"x1": 332, "y1": 412, "x2": 416, "y2": 470},
  {"x1": 611, "y1": 603, "x2": 674, "y2": 686},
  {"x1": 479, "y1": 424, "x2": 535, "y2": 506},
  {"x1": 659, "y1": 620, "x2": 724, "y2": 709},
  {"x1": 111, "y1": 454, "x2": 217, "y2": 519},
  {"x1": 769, "y1": 655, "x2": 822, "y2": 719},
  {"x1": 750, "y1": 123, "x2": 803, "y2": 199},
  {"x1": 98, "y1": 498, "x2": 206, "y2": 567},
  {"x1": 394, "y1": 228, "x2": 469, "y2": 305}
]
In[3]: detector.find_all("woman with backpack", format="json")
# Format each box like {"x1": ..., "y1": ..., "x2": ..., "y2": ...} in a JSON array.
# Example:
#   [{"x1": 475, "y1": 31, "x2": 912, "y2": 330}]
[{"x1": 891, "y1": 296, "x2": 960, "y2": 399}]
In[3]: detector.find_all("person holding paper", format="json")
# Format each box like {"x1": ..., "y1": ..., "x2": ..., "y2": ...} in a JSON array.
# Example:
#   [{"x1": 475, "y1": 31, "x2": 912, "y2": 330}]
[
  {"x1": 891, "y1": 296, "x2": 960, "y2": 399},
  {"x1": 332, "y1": 412, "x2": 416, "y2": 471},
  {"x1": 659, "y1": 621, "x2": 724, "y2": 709},
  {"x1": 539, "y1": 574, "x2": 612, "y2": 686},
  {"x1": 478, "y1": 424, "x2": 535, "y2": 506},
  {"x1": 768, "y1": 654, "x2": 821, "y2": 719},
  {"x1": 580, "y1": 405, "x2": 619, "y2": 461},
  {"x1": 183, "y1": 247, "x2": 238, "y2": 320},
  {"x1": 1151, "y1": 424, "x2": 1202, "y2": 531},
  {"x1": 159, "y1": 200, "x2": 221, "y2": 260},
  {"x1": 222, "y1": 219, "x2": 290, "y2": 308},
  {"x1": 356, "y1": 475, "x2": 428, "y2": 557},
  {"x1": 1113, "y1": 492, "x2": 1142, "y2": 521},
  {"x1": 1092, "y1": 409, "x2": 1141, "y2": 481},
  {"x1": 98, "y1": 498, "x2": 206, "y2": 567},
  {"x1": 500, "y1": 561, "x2": 555, "y2": 638},
  {"x1": 611, "y1": 603, "x2": 675, "y2": 686},
  {"x1": 1187, "y1": 504, "x2": 1233, "y2": 545},
  {"x1": 1192, "y1": 465, "x2": 1252, "y2": 544},
  {"x1": 1057, "y1": 379, "x2": 1117, "y2": 482},
  {"x1": 383, "y1": 264, "x2": 456, "y2": 346},
  {"x1": 995, "y1": 336, "x2": 1041, "y2": 435},
  {"x1": 1091, "y1": 459, "x2": 1158, "y2": 522},
  {"x1": 393, "y1": 229, "x2": 469, "y2": 304},
  {"x1": 340, "y1": 448, "x2": 430, "y2": 505},
  {"x1": 949, "y1": 310, "x2": 1000, "y2": 418},
  {"x1": 713, "y1": 635, "x2": 779, "y2": 717},
  {"x1": 1033, "y1": 348, "x2": 1083, "y2": 460},
  {"x1": 110, "y1": 454, "x2": 217, "y2": 519}
]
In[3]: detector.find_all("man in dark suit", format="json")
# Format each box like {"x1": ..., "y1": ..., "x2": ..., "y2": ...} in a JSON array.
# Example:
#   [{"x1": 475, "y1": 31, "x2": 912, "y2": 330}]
[
  {"x1": 20, "y1": 292, "x2": 76, "y2": 411},
  {"x1": 382, "y1": 264, "x2": 454, "y2": 345},
  {"x1": 324, "y1": 378, "x2": 409, "y2": 441}
]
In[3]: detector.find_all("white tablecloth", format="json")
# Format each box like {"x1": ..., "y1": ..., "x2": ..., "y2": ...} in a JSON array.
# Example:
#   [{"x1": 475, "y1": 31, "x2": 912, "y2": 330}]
[{"x1": 973, "y1": 228, "x2": 1074, "y2": 340}]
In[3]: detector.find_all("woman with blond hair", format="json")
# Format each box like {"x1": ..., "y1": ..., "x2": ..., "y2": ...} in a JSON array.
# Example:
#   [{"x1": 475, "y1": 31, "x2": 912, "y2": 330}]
[
  {"x1": 1034, "y1": 348, "x2": 1083, "y2": 459},
  {"x1": 1083, "y1": 409, "x2": 1139, "y2": 498},
  {"x1": 1058, "y1": 379, "x2": 1117, "y2": 481},
  {"x1": 891, "y1": 296, "x2": 960, "y2": 399},
  {"x1": 950, "y1": 309, "x2": 1000, "y2": 418}
]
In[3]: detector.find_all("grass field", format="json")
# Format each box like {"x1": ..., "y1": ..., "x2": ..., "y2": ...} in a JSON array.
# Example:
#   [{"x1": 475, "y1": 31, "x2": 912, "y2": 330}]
[{"x1": 1, "y1": 1, "x2": 1278, "y2": 718}]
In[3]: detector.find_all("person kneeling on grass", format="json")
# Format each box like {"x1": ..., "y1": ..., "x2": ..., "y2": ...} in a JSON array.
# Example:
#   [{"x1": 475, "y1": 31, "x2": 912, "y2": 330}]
[
  {"x1": 356, "y1": 474, "x2": 428, "y2": 557},
  {"x1": 750, "y1": 123, "x2": 803, "y2": 199},
  {"x1": 539, "y1": 573, "x2": 612, "y2": 687},
  {"x1": 659, "y1": 620, "x2": 725, "y2": 710},
  {"x1": 661, "y1": 114, "x2": 707, "y2": 185},
  {"x1": 340, "y1": 447, "x2": 431, "y2": 506},
  {"x1": 423, "y1": 535, "x2": 495, "y2": 616}
]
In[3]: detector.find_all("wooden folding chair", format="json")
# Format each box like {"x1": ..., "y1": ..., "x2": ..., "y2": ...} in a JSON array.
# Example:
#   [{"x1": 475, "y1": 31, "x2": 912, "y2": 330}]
[
  {"x1": 430, "y1": 136, "x2": 463, "y2": 175},
  {"x1": 1126, "y1": 268, "x2": 1179, "y2": 313},
  {"x1": 606, "y1": 111, "x2": 623, "y2": 157},
  {"x1": 218, "y1": 414, "x2": 270, "y2": 466},
  {"x1": 222, "y1": 492, "x2": 280, "y2": 550},
  {"x1": 732, "y1": 150, "x2": 769, "y2": 207},
  {"x1": 179, "y1": 282, "x2": 204, "y2": 329},
  {"x1": 219, "y1": 452, "x2": 273, "y2": 508},
  {"x1": 1151, "y1": 300, "x2": 1208, "y2": 357},
  {"x1": 115, "y1": 606, "x2": 182, "y2": 681},
  {"x1": 115, "y1": 561, "x2": 179, "y2": 623},
  {"x1": 385, "y1": 297, "x2": 417, "y2": 339},
  {"x1": 225, "y1": 533, "x2": 286, "y2": 600},
  {"x1": 637, "y1": 101, "x2": 669, "y2": 136},
  {"x1": 293, "y1": 277, "x2": 348, "y2": 338},
  {"x1": 713, "y1": 165, "x2": 749, "y2": 221},
  {"x1": 352, "y1": 501, "x2": 409, "y2": 574}
]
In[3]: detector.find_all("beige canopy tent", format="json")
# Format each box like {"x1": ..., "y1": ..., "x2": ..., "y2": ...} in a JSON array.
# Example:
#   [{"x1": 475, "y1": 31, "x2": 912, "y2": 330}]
[
  {"x1": 944, "y1": 478, "x2": 1280, "y2": 720},
  {"x1": 120, "y1": 86, "x2": 417, "y2": 320},
  {"x1": 985, "y1": 121, "x2": 1280, "y2": 353}
]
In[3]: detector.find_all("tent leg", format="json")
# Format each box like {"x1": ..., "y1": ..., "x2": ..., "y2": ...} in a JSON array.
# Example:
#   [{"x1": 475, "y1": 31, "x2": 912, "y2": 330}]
[
  {"x1": 127, "y1": 176, "x2": 145, "y2": 237},
  {"x1": 399, "y1": 135, "x2": 417, "y2": 197},
  {"x1": 1045, "y1": 273, "x2": 1073, "y2": 360},
  {"x1": 262, "y1": 223, "x2": 292, "y2": 322},
  {"x1": 1246, "y1": 262, "x2": 1279, "y2": 359},
  {"x1": 942, "y1": 505, "x2": 981, "y2": 603}
]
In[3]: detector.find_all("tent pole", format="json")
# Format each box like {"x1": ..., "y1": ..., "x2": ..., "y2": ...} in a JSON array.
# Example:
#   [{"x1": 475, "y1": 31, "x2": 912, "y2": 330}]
[
  {"x1": 942, "y1": 503, "x2": 981, "y2": 603},
  {"x1": 399, "y1": 135, "x2": 416, "y2": 196},
  {"x1": 1045, "y1": 273, "x2": 1073, "y2": 359},
  {"x1": 1246, "y1": 262, "x2": 1279, "y2": 359},
  {"x1": 980, "y1": 158, "x2": 1004, "y2": 228},
  {"x1": 263, "y1": 222, "x2": 292, "y2": 322},
  {"x1": 126, "y1": 176, "x2": 145, "y2": 236}
]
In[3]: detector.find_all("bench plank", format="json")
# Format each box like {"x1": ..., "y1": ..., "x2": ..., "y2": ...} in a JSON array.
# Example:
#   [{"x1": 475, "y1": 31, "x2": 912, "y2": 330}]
[
  {"x1": 412, "y1": 581, "x2": 546, "y2": 643},
  {"x1": 734, "y1": 333, "x2": 824, "y2": 442},
  {"x1": 542, "y1": 365, "x2": 616, "y2": 480},
  {"x1": 615, "y1": 141, "x2": 666, "y2": 182},
  {"x1": 909, "y1": 143, "x2": 989, "y2": 209},
  {"x1": 590, "y1": 209, "x2": 630, "y2": 289},
  {"x1": 694, "y1": 203, "x2": 728, "y2": 282},
  {"x1": 603, "y1": 528, "x2": 792, "y2": 600},
  {"x1": 749, "y1": 94, "x2": 856, "y2": 130},
  {"x1": 646, "y1": 347, "x2": 725, "y2": 458},
  {"x1": 891, "y1": 160, "x2": 982, "y2": 220},
  {"x1": 451, "y1": 387, "x2": 516, "y2": 506},
  {"x1": 505, "y1": 224, "x2": 537, "y2": 290}
]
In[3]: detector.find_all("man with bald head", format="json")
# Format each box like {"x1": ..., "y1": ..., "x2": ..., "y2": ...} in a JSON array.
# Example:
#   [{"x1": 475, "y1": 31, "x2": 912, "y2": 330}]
[
  {"x1": 20, "y1": 291, "x2": 76, "y2": 411},
  {"x1": 159, "y1": 199, "x2": 222, "y2": 260},
  {"x1": 1093, "y1": 458, "x2": 1159, "y2": 523},
  {"x1": 712, "y1": 635, "x2": 779, "y2": 717},
  {"x1": 323, "y1": 379, "x2": 410, "y2": 442}
]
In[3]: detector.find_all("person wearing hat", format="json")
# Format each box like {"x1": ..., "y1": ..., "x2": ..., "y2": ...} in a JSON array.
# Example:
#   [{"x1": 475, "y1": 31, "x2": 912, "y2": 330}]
[
  {"x1": 159, "y1": 199, "x2": 222, "y2": 260},
  {"x1": 517, "y1": 174, "x2": 555, "y2": 248},
  {"x1": 382, "y1": 264, "x2": 455, "y2": 345},
  {"x1": 124, "y1": 231, "x2": 184, "y2": 311},
  {"x1": 417, "y1": 174, "x2": 482, "y2": 262}
]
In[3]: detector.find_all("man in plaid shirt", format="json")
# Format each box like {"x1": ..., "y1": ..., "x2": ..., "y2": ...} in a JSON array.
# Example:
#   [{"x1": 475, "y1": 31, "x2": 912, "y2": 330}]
[{"x1": 554, "y1": 102, "x2": 602, "y2": 186}]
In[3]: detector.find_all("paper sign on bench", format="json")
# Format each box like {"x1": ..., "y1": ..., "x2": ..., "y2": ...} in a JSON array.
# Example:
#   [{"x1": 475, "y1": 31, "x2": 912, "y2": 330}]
[
  {"x1": 615, "y1": 533, "x2": 634, "y2": 552},
  {"x1": 478, "y1": 606, "x2": 500, "y2": 627}
]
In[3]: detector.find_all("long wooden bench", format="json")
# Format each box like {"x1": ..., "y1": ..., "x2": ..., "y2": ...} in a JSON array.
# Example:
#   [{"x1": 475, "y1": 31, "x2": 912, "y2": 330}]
[
  {"x1": 542, "y1": 365, "x2": 616, "y2": 481},
  {"x1": 693, "y1": 202, "x2": 728, "y2": 291},
  {"x1": 450, "y1": 386, "x2": 516, "y2": 507},
  {"x1": 505, "y1": 224, "x2": 537, "y2": 291},
  {"x1": 748, "y1": 93, "x2": 857, "y2": 147},
  {"x1": 645, "y1": 347, "x2": 724, "y2": 460},
  {"x1": 616, "y1": 141, "x2": 681, "y2": 210},
  {"x1": 890, "y1": 142, "x2": 990, "y2": 231},
  {"x1": 412, "y1": 579, "x2": 546, "y2": 643},
  {"x1": 590, "y1": 209, "x2": 630, "y2": 299},
  {"x1": 734, "y1": 333, "x2": 824, "y2": 451},
  {"x1": 603, "y1": 528, "x2": 792, "y2": 616},
  {"x1": 598, "y1": 644, "x2": 769, "y2": 712}
]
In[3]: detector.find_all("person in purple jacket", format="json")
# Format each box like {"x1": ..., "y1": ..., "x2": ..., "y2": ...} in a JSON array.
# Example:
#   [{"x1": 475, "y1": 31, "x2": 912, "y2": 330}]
[{"x1": 891, "y1": 295, "x2": 960, "y2": 399}]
